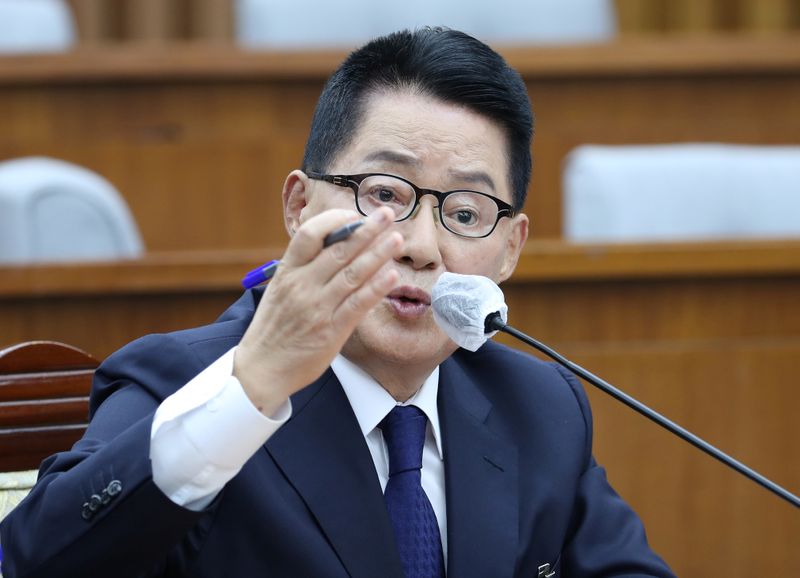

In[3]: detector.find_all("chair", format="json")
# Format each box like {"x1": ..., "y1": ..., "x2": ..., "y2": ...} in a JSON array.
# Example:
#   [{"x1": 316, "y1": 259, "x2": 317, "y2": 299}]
[
  {"x1": 0, "y1": 157, "x2": 145, "y2": 264},
  {"x1": 562, "y1": 144, "x2": 800, "y2": 242},
  {"x1": 0, "y1": 341, "x2": 97, "y2": 473},
  {"x1": 0, "y1": 469, "x2": 37, "y2": 524},
  {"x1": 0, "y1": 341, "x2": 97, "y2": 522},
  {"x1": 0, "y1": 0, "x2": 77, "y2": 53},
  {"x1": 235, "y1": 0, "x2": 616, "y2": 49}
]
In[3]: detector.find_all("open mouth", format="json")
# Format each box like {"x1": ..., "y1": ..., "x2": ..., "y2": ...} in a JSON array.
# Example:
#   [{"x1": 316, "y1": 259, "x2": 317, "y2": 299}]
[{"x1": 386, "y1": 286, "x2": 431, "y2": 319}]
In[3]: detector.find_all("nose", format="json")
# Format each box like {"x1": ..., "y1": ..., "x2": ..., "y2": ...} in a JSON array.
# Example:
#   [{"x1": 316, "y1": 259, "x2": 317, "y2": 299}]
[{"x1": 396, "y1": 197, "x2": 443, "y2": 271}]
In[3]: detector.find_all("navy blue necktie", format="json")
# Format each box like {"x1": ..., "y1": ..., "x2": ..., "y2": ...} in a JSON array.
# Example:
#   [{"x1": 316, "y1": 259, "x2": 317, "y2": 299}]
[{"x1": 380, "y1": 405, "x2": 445, "y2": 578}]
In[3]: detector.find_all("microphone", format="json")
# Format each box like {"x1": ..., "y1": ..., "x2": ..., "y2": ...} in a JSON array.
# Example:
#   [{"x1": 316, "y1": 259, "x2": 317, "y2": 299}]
[{"x1": 431, "y1": 272, "x2": 800, "y2": 508}]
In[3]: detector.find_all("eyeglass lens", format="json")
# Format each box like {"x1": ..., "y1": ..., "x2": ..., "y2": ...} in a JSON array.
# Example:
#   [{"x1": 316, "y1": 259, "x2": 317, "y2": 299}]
[{"x1": 355, "y1": 174, "x2": 500, "y2": 237}]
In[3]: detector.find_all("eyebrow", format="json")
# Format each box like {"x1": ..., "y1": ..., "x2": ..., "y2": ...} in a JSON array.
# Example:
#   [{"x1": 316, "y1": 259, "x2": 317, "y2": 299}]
[
  {"x1": 448, "y1": 169, "x2": 496, "y2": 193},
  {"x1": 361, "y1": 149, "x2": 497, "y2": 193},
  {"x1": 362, "y1": 149, "x2": 420, "y2": 168}
]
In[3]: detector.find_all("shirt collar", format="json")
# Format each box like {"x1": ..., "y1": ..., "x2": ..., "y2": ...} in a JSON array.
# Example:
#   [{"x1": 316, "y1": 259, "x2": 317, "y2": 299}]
[{"x1": 331, "y1": 354, "x2": 443, "y2": 459}]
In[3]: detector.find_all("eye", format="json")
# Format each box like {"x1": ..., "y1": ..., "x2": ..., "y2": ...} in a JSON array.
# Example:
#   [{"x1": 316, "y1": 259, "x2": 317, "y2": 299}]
[
  {"x1": 375, "y1": 187, "x2": 397, "y2": 203},
  {"x1": 360, "y1": 181, "x2": 410, "y2": 207},
  {"x1": 443, "y1": 199, "x2": 482, "y2": 228},
  {"x1": 451, "y1": 208, "x2": 479, "y2": 226},
  {"x1": 442, "y1": 191, "x2": 500, "y2": 235},
  {"x1": 356, "y1": 175, "x2": 415, "y2": 218}
]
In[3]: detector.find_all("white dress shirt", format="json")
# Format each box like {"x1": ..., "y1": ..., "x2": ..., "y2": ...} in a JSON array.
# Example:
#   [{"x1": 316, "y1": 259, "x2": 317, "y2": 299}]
[
  {"x1": 149, "y1": 348, "x2": 290, "y2": 510},
  {"x1": 149, "y1": 347, "x2": 448, "y2": 559},
  {"x1": 331, "y1": 355, "x2": 447, "y2": 561}
]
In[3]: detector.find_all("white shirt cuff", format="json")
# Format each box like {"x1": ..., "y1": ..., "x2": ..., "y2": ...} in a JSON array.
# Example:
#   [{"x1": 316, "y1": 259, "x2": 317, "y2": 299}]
[{"x1": 150, "y1": 346, "x2": 291, "y2": 510}]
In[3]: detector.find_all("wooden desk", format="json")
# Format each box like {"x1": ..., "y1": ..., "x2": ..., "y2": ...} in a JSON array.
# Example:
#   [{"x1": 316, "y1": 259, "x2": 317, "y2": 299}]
[
  {"x1": 1, "y1": 239, "x2": 798, "y2": 576},
  {"x1": 1, "y1": 37, "x2": 799, "y2": 249}
]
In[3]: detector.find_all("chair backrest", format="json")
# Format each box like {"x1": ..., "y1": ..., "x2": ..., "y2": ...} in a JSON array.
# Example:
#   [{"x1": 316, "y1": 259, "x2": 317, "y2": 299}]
[
  {"x1": 0, "y1": 0, "x2": 77, "y2": 54},
  {"x1": 0, "y1": 157, "x2": 145, "y2": 264},
  {"x1": 236, "y1": 0, "x2": 616, "y2": 48},
  {"x1": 563, "y1": 144, "x2": 800, "y2": 243},
  {"x1": 0, "y1": 341, "x2": 98, "y2": 471}
]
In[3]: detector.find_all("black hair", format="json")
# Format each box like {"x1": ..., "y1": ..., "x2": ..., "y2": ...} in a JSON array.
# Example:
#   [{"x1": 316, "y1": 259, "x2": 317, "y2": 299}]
[{"x1": 301, "y1": 27, "x2": 534, "y2": 210}]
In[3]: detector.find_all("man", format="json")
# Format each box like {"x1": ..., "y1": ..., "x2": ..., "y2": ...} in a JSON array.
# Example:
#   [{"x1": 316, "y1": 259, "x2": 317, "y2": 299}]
[{"x1": 1, "y1": 28, "x2": 674, "y2": 577}]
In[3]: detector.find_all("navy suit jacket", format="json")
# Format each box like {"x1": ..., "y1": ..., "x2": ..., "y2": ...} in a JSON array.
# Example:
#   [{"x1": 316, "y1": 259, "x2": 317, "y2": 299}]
[{"x1": 1, "y1": 289, "x2": 673, "y2": 577}]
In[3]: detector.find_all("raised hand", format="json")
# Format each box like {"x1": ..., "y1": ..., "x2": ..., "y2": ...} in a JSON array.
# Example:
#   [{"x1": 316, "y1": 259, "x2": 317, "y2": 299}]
[{"x1": 234, "y1": 207, "x2": 402, "y2": 415}]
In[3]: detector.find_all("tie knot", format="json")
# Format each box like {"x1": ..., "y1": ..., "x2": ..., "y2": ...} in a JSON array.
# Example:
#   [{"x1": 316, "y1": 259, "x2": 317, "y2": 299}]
[{"x1": 380, "y1": 405, "x2": 428, "y2": 476}]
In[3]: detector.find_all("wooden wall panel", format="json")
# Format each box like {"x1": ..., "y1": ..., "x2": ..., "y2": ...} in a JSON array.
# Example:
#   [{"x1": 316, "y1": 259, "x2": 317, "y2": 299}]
[
  {"x1": 67, "y1": 0, "x2": 800, "y2": 41},
  {"x1": 0, "y1": 40, "x2": 798, "y2": 249},
  {"x1": 68, "y1": 0, "x2": 111, "y2": 42},
  {"x1": 572, "y1": 344, "x2": 799, "y2": 577},
  {"x1": 191, "y1": 0, "x2": 234, "y2": 42},
  {"x1": 740, "y1": 0, "x2": 795, "y2": 33},
  {"x1": 125, "y1": 0, "x2": 176, "y2": 43},
  {"x1": 496, "y1": 266, "x2": 800, "y2": 577},
  {"x1": 67, "y1": 0, "x2": 233, "y2": 42},
  {"x1": 0, "y1": 291, "x2": 234, "y2": 359},
  {"x1": 668, "y1": 0, "x2": 719, "y2": 32},
  {"x1": 615, "y1": 0, "x2": 669, "y2": 33},
  {"x1": 615, "y1": 0, "x2": 800, "y2": 34},
  {"x1": 0, "y1": 79, "x2": 315, "y2": 251}
]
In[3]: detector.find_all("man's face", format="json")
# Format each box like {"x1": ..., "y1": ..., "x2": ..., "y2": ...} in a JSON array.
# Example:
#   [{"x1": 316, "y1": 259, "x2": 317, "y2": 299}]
[{"x1": 286, "y1": 90, "x2": 528, "y2": 372}]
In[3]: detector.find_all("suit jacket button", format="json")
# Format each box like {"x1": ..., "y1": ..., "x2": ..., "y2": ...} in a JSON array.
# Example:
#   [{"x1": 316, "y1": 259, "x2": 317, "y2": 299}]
[
  {"x1": 100, "y1": 489, "x2": 111, "y2": 505},
  {"x1": 107, "y1": 480, "x2": 122, "y2": 497},
  {"x1": 88, "y1": 494, "x2": 103, "y2": 512},
  {"x1": 81, "y1": 503, "x2": 93, "y2": 520}
]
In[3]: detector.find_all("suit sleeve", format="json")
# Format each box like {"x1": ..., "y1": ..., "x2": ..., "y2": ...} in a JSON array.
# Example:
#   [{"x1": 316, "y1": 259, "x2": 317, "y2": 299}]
[
  {"x1": 0, "y1": 335, "x2": 213, "y2": 578},
  {"x1": 553, "y1": 365, "x2": 676, "y2": 578}
]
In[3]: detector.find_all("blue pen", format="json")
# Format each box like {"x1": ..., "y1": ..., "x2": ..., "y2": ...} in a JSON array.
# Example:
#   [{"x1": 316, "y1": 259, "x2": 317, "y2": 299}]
[
  {"x1": 241, "y1": 220, "x2": 364, "y2": 289},
  {"x1": 241, "y1": 259, "x2": 279, "y2": 290}
]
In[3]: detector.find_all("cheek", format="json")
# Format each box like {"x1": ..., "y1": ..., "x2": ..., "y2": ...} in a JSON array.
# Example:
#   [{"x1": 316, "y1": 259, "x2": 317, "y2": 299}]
[
  {"x1": 442, "y1": 242, "x2": 506, "y2": 278},
  {"x1": 300, "y1": 191, "x2": 354, "y2": 223}
]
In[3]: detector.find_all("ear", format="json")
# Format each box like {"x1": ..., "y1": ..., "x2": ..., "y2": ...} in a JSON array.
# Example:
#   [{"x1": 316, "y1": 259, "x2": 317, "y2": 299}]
[
  {"x1": 282, "y1": 170, "x2": 311, "y2": 237},
  {"x1": 497, "y1": 212, "x2": 529, "y2": 283}
]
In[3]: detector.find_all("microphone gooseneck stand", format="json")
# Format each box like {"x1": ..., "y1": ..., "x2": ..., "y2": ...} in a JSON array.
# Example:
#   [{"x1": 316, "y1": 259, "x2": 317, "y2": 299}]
[{"x1": 484, "y1": 313, "x2": 800, "y2": 509}]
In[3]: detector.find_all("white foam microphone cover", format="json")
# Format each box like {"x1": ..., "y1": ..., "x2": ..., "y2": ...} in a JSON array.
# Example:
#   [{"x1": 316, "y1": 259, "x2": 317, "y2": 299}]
[{"x1": 431, "y1": 272, "x2": 507, "y2": 352}]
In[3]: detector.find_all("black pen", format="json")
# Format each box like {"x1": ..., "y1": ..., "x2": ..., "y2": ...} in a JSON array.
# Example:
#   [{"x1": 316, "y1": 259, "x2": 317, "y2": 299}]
[
  {"x1": 322, "y1": 220, "x2": 364, "y2": 247},
  {"x1": 241, "y1": 220, "x2": 365, "y2": 289}
]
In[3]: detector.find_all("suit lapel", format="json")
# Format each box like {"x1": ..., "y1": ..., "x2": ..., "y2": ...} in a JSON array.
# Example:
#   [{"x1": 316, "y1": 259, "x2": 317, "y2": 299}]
[
  {"x1": 266, "y1": 369, "x2": 404, "y2": 578},
  {"x1": 439, "y1": 356, "x2": 519, "y2": 578}
]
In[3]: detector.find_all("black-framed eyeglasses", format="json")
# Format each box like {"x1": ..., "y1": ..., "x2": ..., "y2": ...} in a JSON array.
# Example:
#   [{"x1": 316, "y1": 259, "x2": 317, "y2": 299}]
[{"x1": 307, "y1": 172, "x2": 515, "y2": 238}]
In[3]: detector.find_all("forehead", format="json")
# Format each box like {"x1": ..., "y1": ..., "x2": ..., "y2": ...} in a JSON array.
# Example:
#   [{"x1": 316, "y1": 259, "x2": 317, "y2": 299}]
[{"x1": 331, "y1": 90, "x2": 512, "y2": 200}]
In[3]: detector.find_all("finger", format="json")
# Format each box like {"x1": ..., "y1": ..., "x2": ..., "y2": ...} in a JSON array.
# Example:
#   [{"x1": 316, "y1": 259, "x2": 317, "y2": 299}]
[
  {"x1": 329, "y1": 228, "x2": 403, "y2": 310},
  {"x1": 263, "y1": 225, "x2": 400, "y2": 343},
  {"x1": 289, "y1": 207, "x2": 396, "y2": 286},
  {"x1": 280, "y1": 209, "x2": 361, "y2": 268},
  {"x1": 332, "y1": 265, "x2": 400, "y2": 332}
]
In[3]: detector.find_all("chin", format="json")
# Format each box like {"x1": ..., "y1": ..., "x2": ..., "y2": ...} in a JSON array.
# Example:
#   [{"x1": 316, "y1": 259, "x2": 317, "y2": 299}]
[{"x1": 344, "y1": 305, "x2": 455, "y2": 369}]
